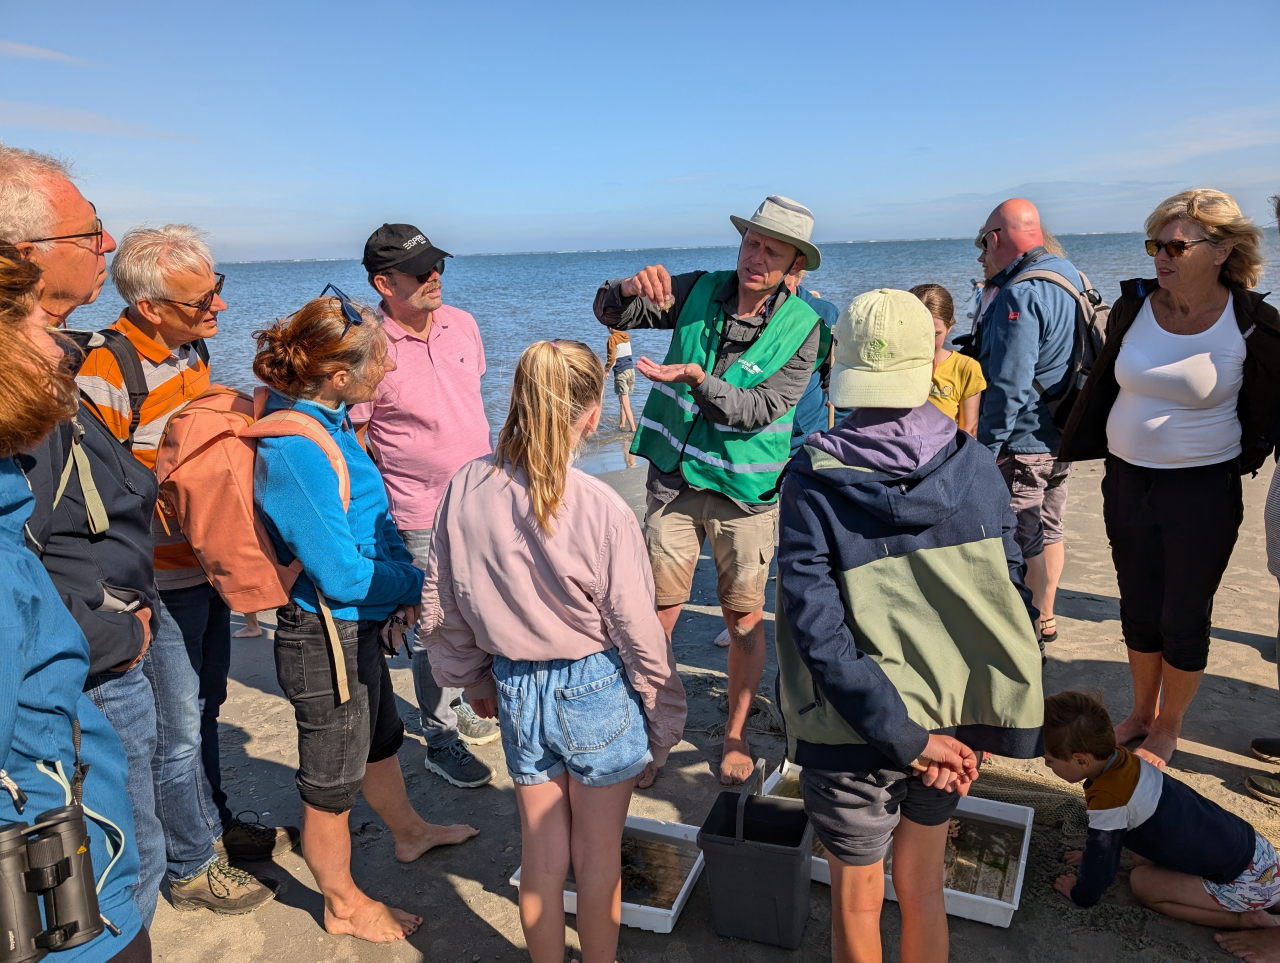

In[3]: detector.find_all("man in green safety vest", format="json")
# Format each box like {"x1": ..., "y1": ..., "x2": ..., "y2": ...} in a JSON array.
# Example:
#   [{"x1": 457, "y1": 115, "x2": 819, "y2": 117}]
[{"x1": 593, "y1": 196, "x2": 823, "y2": 786}]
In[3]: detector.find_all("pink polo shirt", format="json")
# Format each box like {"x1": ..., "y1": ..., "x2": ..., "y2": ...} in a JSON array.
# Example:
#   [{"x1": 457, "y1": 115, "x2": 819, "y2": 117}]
[{"x1": 350, "y1": 304, "x2": 492, "y2": 530}]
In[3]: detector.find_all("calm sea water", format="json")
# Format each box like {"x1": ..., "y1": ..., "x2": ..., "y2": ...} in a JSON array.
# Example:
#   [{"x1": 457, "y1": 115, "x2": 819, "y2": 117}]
[{"x1": 68, "y1": 233, "x2": 1280, "y2": 474}]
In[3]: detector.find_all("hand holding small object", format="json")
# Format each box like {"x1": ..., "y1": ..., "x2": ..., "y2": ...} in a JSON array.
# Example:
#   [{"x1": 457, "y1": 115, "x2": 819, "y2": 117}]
[
  {"x1": 636, "y1": 357, "x2": 706, "y2": 387},
  {"x1": 619, "y1": 265, "x2": 673, "y2": 308}
]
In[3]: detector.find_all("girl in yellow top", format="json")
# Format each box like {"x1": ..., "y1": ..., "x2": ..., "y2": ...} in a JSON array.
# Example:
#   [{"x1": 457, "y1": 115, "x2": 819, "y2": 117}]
[{"x1": 912, "y1": 284, "x2": 986, "y2": 437}]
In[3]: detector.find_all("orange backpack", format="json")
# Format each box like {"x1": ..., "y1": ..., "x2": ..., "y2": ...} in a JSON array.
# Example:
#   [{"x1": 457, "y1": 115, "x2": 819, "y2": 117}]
[{"x1": 155, "y1": 387, "x2": 355, "y2": 700}]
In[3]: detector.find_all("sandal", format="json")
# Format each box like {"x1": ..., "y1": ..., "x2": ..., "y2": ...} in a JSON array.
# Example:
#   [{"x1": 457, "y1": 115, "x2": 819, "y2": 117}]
[{"x1": 1039, "y1": 617, "x2": 1058, "y2": 644}]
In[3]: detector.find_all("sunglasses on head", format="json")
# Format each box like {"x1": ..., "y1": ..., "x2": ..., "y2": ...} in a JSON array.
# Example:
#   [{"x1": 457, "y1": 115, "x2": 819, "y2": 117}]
[
  {"x1": 1144, "y1": 238, "x2": 1210, "y2": 258},
  {"x1": 319, "y1": 283, "x2": 366, "y2": 337}
]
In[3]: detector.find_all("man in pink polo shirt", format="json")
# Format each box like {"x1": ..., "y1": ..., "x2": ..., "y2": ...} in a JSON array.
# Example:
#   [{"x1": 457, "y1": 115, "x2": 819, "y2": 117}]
[{"x1": 350, "y1": 222, "x2": 497, "y2": 789}]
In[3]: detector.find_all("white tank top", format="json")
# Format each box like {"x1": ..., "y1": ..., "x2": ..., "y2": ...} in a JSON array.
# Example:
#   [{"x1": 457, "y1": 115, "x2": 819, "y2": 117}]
[{"x1": 1106, "y1": 296, "x2": 1245, "y2": 468}]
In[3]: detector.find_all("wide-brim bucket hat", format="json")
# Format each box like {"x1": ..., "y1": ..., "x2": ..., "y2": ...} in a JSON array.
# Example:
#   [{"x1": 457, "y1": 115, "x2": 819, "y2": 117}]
[{"x1": 729, "y1": 195, "x2": 821, "y2": 271}]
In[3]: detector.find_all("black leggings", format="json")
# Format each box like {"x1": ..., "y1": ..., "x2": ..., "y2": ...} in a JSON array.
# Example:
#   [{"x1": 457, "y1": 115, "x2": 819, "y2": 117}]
[{"x1": 1102, "y1": 456, "x2": 1243, "y2": 672}]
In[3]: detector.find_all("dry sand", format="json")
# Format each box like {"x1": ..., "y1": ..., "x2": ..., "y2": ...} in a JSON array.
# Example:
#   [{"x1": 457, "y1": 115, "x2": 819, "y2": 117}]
[{"x1": 150, "y1": 454, "x2": 1280, "y2": 962}]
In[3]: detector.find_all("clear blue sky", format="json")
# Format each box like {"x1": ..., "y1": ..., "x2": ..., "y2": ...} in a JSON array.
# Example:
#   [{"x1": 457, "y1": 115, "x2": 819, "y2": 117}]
[{"x1": 3, "y1": 0, "x2": 1277, "y2": 261}]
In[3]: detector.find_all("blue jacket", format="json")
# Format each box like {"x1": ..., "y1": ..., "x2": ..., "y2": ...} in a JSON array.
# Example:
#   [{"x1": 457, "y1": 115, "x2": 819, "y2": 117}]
[
  {"x1": 253, "y1": 391, "x2": 422, "y2": 622},
  {"x1": 0, "y1": 458, "x2": 141, "y2": 959},
  {"x1": 790, "y1": 288, "x2": 840, "y2": 455},
  {"x1": 975, "y1": 248, "x2": 1082, "y2": 455}
]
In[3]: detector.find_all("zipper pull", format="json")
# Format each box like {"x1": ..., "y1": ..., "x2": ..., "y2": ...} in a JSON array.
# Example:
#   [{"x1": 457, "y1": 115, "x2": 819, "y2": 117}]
[{"x1": 0, "y1": 769, "x2": 28, "y2": 814}]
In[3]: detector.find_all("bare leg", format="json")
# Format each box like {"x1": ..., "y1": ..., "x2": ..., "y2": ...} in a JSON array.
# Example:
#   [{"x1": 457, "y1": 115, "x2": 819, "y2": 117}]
[
  {"x1": 638, "y1": 604, "x2": 682, "y2": 790},
  {"x1": 567, "y1": 776, "x2": 634, "y2": 963},
  {"x1": 1216, "y1": 928, "x2": 1280, "y2": 962},
  {"x1": 720, "y1": 606, "x2": 765, "y2": 785},
  {"x1": 619, "y1": 394, "x2": 636, "y2": 432},
  {"x1": 1113, "y1": 648, "x2": 1164, "y2": 746},
  {"x1": 1038, "y1": 540, "x2": 1066, "y2": 623},
  {"x1": 1024, "y1": 552, "x2": 1047, "y2": 620},
  {"x1": 890, "y1": 818, "x2": 951, "y2": 963},
  {"x1": 828, "y1": 853, "x2": 887, "y2": 963},
  {"x1": 514, "y1": 774, "x2": 573, "y2": 963},
  {"x1": 301, "y1": 802, "x2": 421, "y2": 943},
  {"x1": 1136, "y1": 664, "x2": 1204, "y2": 767},
  {"x1": 1130, "y1": 864, "x2": 1280, "y2": 929},
  {"x1": 360, "y1": 755, "x2": 478, "y2": 862}
]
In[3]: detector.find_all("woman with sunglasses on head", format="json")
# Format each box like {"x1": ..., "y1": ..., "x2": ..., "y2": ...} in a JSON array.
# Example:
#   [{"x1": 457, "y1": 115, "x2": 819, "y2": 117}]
[
  {"x1": 1061, "y1": 189, "x2": 1280, "y2": 768},
  {"x1": 251, "y1": 290, "x2": 478, "y2": 944},
  {"x1": 421, "y1": 340, "x2": 686, "y2": 963}
]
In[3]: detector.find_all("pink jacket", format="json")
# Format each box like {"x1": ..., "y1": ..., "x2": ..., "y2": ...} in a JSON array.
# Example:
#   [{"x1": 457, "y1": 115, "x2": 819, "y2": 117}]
[{"x1": 421, "y1": 458, "x2": 687, "y2": 763}]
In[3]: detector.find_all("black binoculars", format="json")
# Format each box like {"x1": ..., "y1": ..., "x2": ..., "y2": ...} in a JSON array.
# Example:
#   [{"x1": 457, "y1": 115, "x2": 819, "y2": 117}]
[{"x1": 0, "y1": 805, "x2": 102, "y2": 962}]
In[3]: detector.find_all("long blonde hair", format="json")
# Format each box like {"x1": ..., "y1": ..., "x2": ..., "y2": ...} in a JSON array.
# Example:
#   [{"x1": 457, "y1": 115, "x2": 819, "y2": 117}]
[{"x1": 493, "y1": 340, "x2": 604, "y2": 533}]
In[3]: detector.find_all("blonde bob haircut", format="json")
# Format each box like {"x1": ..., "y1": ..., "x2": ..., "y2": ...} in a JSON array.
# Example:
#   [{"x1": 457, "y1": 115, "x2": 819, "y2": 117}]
[
  {"x1": 492, "y1": 339, "x2": 604, "y2": 534},
  {"x1": 1145, "y1": 188, "x2": 1264, "y2": 290}
]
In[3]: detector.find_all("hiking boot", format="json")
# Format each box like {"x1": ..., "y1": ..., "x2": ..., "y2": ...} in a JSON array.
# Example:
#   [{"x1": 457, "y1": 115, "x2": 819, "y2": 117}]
[
  {"x1": 170, "y1": 859, "x2": 279, "y2": 915},
  {"x1": 454, "y1": 702, "x2": 500, "y2": 747},
  {"x1": 425, "y1": 741, "x2": 493, "y2": 788},
  {"x1": 1245, "y1": 772, "x2": 1280, "y2": 807},
  {"x1": 1251, "y1": 738, "x2": 1280, "y2": 765},
  {"x1": 213, "y1": 812, "x2": 300, "y2": 861}
]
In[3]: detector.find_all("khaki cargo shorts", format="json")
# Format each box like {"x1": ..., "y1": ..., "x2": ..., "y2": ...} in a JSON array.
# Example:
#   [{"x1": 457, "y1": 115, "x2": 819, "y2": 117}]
[
  {"x1": 997, "y1": 452, "x2": 1071, "y2": 560},
  {"x1": 644, "y1": 487, "x2": 777, "y2": 613}
]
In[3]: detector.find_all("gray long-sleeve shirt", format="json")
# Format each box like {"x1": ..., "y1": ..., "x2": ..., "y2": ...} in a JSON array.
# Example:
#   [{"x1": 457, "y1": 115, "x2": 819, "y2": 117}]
[{"x1": 593, "y1": 270, "x2": 820, "y2": 511}]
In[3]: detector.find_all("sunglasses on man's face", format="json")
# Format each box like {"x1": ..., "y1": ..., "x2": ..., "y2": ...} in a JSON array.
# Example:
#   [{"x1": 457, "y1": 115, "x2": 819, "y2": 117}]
[
  {"x1": 1144, "y1": 238, "x2": 1211, "y2": 258},
  {"x1": 159, "y1": 272, "x2": 226, "y2": 314},
  {"x1": 404, "y1": 260, "x2": 446, "y2": 284},
  {"x1": 319, "y1": 283, "x2": 366, "y2": 337},
  {"x1": 974, "y1": 227, "x2": 1002, "y2": 251}
]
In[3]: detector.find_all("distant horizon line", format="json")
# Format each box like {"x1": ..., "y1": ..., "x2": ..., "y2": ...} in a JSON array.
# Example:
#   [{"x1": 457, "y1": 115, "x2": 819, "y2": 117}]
[{"x1": 221, "y1": 230, "x2": 1142, "y2": 266}]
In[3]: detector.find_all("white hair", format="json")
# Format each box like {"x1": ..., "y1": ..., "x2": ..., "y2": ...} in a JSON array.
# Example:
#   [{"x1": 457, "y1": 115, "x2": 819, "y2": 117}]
[
  {"x1": 0, "y1": 143, "x2": 72, "y2": 249},
  {"x1": 111, "y1": 224, "x2": 215, "y2": 305}
]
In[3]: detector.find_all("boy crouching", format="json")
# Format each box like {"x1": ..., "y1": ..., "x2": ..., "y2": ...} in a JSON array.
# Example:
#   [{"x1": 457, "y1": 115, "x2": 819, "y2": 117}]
[{"x1": 1045, "y1": 691, "x2": 1280, "y2": 929}]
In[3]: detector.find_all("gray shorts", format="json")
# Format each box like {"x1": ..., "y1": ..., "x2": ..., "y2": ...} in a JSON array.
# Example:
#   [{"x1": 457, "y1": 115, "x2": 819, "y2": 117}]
[
  {"x1": 997, "y1": 453, "x2": 1071, "y2": 559},
  {"x1": 799, "y1": 765, "x2": 960, "y2": 867}
]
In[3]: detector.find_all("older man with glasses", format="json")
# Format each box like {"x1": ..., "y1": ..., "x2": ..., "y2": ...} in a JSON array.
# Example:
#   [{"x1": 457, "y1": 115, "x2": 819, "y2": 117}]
[{"x1": 75, "y1": 225, "x2": 295, "y2": 915}]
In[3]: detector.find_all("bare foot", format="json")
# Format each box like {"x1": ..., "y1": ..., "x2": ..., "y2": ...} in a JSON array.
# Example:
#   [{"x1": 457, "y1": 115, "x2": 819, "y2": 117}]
[
  {"x1": 1217, "y1": 927, "x2": 1280, "y2": 961},
  {"x1": 1135, "y1": 727, "x2": 1179, "y2": 768},
  {"x1": 1113, "y1": 714, "x2": 1153, "y2": 746},
  {"x1": 1241, "y1": 910, "x2": 1280, "y2": 929},
  {"x1": 324, "y1": 895, "x2": 421, "y2": 943},
  {"x1": 719, "y1": 738, "x2": 753, "y2": 786},
  {"x1": 394, "y1": 822, "x2": 479, "y2": 863},
  {"x1": 637, "y1": 762, "x2": 660, "y2": 789}
]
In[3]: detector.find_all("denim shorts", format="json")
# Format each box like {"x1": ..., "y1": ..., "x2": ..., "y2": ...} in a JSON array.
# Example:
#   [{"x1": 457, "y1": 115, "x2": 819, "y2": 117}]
[
  {"x1": 493, "y1": 649, "x2": 652, "y2": 787},
  {"x1": 273, "y1": 602, "x2": 405, "y2": 813}
]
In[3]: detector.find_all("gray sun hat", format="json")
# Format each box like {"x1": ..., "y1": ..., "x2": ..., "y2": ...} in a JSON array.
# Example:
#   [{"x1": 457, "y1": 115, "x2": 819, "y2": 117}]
[{"x1": 729, "y1": 195, "x2": 821, "y2": 271}]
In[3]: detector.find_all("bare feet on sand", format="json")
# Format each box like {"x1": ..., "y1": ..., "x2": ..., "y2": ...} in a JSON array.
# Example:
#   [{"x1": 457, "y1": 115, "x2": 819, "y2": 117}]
[
  {"x1": 1112, "y1": 714, "x2": 1152, "y2": 747},
  {"x1": 637, "y1": 762, "x2": 660, "y2": 789},
  {"x1": 1135, "y1": 726, "x2": 1179, "y2": 768},
  {"x1": 1217, "y1": 927, "x2": 1280, "y2": 961},
  {"x1": 324, "y1": 895, "x2": 421, "y2": 943},
  {"x1": 394, "y1": 822, "x2": 479, "y2": 863},
  {"x1": 719, "y1": 738, "x2": 753, "y2": 785}
]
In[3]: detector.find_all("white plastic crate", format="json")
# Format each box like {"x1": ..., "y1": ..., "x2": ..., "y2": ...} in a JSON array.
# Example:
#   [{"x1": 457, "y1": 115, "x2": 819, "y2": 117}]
[
  {"x1": 763, "y1": 761, "x2": 1034, "y2": 928},
  {"x1": 508, "y1": 815, "x2": 705, "y2": 935}
]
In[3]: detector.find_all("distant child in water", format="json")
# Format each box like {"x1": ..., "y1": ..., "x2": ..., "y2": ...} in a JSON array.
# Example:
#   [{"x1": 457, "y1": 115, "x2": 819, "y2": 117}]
[
  {"x1": 1045, "y1": 691, "x2": 1280, "y2": 928},
  {"x1": 605, "y1": 327, "x2": 637, "y2": 432},
  {"x1": 422, "y1": 339, "x2": 686, "y2": 963},
  {"x1": 911, "y1": 284, "x2": 985, "y2": 437}
]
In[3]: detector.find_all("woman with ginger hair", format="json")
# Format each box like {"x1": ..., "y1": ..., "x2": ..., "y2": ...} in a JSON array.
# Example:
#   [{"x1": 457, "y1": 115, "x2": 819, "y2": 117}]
[{"x1": 423, "y1": 339, "x2": 686, "y2": 963}]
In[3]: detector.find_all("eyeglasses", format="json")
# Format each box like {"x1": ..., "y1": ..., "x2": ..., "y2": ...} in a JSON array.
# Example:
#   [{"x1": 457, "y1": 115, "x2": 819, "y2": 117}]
[
  {"x1": 974, "y1": 227, "x2": 1002, "y2": 251},
  {"x1": 1144, "y1": 238, "x2": 1211, "y2": 258},
  {"x1": 158, "y1": 272, "x2": 226, "y2": 314},
  {"x1": 320, "y1": 283, "x2": 366, "y2": 337},
  {"x1": 400, "y1": 260, "x2": 446, "y2": 284},
  {"x1": 25, "y1": 208, "x2": 107, "y2": 254}
]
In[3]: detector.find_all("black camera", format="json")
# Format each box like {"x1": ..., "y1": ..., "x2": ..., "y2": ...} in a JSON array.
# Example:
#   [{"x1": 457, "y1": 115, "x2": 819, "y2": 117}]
[{"x1": 0, "y1": 805, "x2": 103, "y2": 962}]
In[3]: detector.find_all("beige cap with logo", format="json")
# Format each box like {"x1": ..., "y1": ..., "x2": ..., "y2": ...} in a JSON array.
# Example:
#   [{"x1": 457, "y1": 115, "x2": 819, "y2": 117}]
[{"x1": 829, "y1": 289, "x2": 935, "y2": 409}]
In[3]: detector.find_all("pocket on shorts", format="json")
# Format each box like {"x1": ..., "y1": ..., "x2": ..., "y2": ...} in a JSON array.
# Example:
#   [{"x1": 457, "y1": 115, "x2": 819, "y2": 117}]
[
  {"x1": 495, "y1": 677, "x2": 524, "y2": 749},
  {"x1": 556, "y1": 671, "x2": 632, "y2": 752},
  {"x1": 274, "y1": 638, "x2": 308, "y2": 701}
]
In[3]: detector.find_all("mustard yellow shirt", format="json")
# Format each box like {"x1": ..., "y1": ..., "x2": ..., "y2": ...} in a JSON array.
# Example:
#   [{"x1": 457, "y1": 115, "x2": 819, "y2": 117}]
[{"x1": 929, "y1": 351, "x2": 986, "y2": 423}]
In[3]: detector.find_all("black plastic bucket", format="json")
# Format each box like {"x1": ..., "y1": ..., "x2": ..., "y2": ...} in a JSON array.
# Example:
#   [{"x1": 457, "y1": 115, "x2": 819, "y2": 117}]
[{"x1": 696, "y1": 770, "x2": 813, "y2": 949}]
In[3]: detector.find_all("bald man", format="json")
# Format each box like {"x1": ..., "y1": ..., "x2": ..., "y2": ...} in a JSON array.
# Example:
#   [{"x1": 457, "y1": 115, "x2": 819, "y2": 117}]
[{"x1": 970, "y1": 198, "x2": 1084, "y2": 654}]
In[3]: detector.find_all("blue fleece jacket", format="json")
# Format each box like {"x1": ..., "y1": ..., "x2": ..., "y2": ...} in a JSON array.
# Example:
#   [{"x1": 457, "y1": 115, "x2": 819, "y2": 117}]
[
  {"x1": 0, "y1": 459, "x2": 142, "y2": 959},
  {"x1": 790, "y1": 288, "x2": 841, "y2": 455},
  {"x1": 253, "y1": 391, "x2": 422, "y2": 621},
  {"x1": 975, "y1": 248, "x2": 1082, "y2": 455}
]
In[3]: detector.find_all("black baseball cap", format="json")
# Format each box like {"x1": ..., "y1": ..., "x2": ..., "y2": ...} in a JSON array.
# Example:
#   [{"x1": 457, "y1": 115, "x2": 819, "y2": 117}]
[{"x1": 362, "y1": 223, "x2": 452, "y2": 276}]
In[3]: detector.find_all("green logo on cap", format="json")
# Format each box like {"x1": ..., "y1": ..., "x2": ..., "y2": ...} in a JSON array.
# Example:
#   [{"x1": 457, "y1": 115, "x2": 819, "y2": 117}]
[{"x1": 864, "y1": 337, "x2": 891, "y2": 361}]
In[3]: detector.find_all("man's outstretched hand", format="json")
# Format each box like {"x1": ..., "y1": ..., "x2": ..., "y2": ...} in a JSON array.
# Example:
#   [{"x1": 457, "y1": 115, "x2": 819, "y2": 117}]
[
  {"x1": 636, "y1": 356, "x2": 705, "y2": 387},
  {"x1": 620, "y1": 265, "x2": 673, "y2": 307}
]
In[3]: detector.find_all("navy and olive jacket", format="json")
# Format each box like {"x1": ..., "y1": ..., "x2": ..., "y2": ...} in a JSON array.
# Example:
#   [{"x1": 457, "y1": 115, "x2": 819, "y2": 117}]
[{"x1": 776, "y1": 406, "x2": 1044, "y2": 772}]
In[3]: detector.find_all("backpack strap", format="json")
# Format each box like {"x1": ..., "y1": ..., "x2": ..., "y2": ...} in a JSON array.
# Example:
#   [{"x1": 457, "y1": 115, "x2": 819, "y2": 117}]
[
  {"x1": 1011, "y1": 269, "x2": 1106, "y2": 400},
  {"x1": 95, "y1": 330, "x2": 149, "y2": 451},
  {"x1": 52, "y1": 417, "x2": 109, "y2": 535}
]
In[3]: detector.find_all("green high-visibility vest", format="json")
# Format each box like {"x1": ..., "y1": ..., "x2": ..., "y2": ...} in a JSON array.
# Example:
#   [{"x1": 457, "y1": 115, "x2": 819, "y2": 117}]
[{"x1": 631, "y1": 271, "x2": 819, "y2": 504}]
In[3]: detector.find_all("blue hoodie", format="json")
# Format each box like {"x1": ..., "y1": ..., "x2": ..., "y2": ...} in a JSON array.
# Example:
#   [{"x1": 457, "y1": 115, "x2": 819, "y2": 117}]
[
  {"x1": 253, "y1": 391, "x2": 422, "y2": 621},
  {"x1": 0, "y1": 458, "x2": 141, "y2": 959}
]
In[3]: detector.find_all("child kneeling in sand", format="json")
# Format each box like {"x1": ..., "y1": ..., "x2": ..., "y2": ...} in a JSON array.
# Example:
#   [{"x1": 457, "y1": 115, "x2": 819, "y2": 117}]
[
  {"x1": 1045, "y1": 691, "x2": 1280, "y2": 928},
  {"x1": 776, "y1": 289, "x2": 1045, "y2": 962}
]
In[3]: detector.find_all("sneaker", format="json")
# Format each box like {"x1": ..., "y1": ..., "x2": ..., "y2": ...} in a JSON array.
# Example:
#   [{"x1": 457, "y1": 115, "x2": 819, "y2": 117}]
[
  {"x1": 425, "y1": 741, "x2": 493, "y2": 788},
  {"x1": 213, "y1": 812, "x2": 300, "y2": 862},
  {"x1": 170, "y1": 859, "x2": 279, "y2": 915},
  {"x1": 1251, "y1": 738, "x2": 1280, "y2": 765},
  {"x1": 454, "y1": 702, "x2": 500, "y2": 746},
  {"x1": 1245, "y1": 772, "x2": 1280, "y2": 807}
]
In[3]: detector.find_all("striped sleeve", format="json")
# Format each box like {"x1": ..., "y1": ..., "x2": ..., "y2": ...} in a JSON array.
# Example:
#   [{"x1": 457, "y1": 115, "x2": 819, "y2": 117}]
[{"x1": 75, "y1": 347, "x2": 133, "y2": 443}]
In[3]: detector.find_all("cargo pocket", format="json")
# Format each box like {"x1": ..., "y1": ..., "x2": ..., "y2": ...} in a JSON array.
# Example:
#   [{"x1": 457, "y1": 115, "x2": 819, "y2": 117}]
[{"x1": 556, "y1": 671, "x2": 631, "y2": 752}]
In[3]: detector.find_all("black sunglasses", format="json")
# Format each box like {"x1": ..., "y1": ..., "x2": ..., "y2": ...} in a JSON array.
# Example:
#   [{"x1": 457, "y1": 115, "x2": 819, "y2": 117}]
[
  {"x1": 1144, "y1": 238, "x2": 1210, "y2": 258},
  {"x1": 320, "y1": 283, "x2": 366, "y2": 337},
  {"x1": 26, "y1": 203, "x2": 107, "y2": 254},
  {"x1": 159, "y1": 272, "x2": 226, "y2": 313},
  {"x1": 974, "y1": 227, "x2": 1002, "y2": 251},
  {"x1": 400, "y1": 260, "x2": 446, "y2": 284}
]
